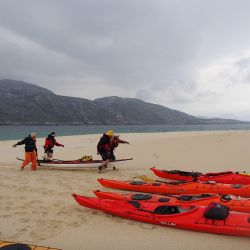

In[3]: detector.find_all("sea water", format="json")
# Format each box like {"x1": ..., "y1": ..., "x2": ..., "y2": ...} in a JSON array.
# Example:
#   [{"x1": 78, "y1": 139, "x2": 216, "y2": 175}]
[{"x1": 1, "y1": 124, "x2": 250, "y2": 141}]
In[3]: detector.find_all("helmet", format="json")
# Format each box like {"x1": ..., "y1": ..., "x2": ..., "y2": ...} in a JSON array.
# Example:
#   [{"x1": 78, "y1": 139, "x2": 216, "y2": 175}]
[
  {"x1": 105, "y1": 130, "x2": 114, "y2": 137},
  {"x1": 30, "y1": 132, "x2": 36, "y2": 138}
]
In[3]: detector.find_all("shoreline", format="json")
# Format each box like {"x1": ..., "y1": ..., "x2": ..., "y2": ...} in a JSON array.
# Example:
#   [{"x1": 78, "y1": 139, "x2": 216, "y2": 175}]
[{"x1": 1, "y1": 123, "x2": 250, "y2": 141}]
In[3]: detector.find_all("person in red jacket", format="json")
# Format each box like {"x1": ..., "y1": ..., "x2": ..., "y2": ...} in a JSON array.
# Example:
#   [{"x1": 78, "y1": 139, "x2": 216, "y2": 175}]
[
  {"x1": 109, "y1": 135, "x2": 129, "y2": 161},
  {"x1": 44, "y1": 132, "x2": 64, "y2": 160}
]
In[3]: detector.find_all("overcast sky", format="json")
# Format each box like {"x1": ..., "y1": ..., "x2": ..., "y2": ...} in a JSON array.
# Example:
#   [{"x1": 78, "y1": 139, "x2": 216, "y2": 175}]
[{"x1": 1, "y1": 0, "x2": 250, "y2": 120}]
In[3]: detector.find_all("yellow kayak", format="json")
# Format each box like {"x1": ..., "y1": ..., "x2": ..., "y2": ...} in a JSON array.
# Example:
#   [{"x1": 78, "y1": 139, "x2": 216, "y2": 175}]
[{"x1": 0, "y1": 240, "x2": 61, "y2": 250}]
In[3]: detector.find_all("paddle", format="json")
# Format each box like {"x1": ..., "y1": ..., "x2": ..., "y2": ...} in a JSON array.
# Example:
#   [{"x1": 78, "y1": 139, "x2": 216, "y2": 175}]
[{"x1": 135, "y1": 175, "x2": 195, "y2": 184}]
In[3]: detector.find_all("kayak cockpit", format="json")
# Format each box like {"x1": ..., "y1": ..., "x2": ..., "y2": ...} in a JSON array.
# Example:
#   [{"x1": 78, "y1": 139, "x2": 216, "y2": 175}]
[
  {"x1": 127, "y1": 200, "x2": 195, "y2": 215},
  {"x1": 177, "y1": 194, "x2": 216, "y2": 201}
]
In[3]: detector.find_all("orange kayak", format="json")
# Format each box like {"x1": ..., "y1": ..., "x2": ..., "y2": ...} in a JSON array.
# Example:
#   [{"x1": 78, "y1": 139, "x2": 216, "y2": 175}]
[
  {"x1": 73, "y1": 194, "x2": 250, "y2": 237},
  {"x1": 98, "y1": 178, "x2": 250, "y2": 197},
  {"x1": 94, "y1": 190, "x2": 250, "y2": 213},
  {"x1": 151, "y1": 168, "x2": 250, "y2": 184}
]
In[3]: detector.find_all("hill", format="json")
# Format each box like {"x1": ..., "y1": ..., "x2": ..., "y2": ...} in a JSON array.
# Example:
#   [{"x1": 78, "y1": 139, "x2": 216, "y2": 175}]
[{"x1": 0, "y1": 79, "x2": 245, "y2": 125}]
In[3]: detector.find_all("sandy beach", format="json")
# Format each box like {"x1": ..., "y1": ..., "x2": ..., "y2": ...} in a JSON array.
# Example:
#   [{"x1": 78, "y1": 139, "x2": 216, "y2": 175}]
[{"x1": 1, "y1": 131, "x2": 250, "y2": 250}]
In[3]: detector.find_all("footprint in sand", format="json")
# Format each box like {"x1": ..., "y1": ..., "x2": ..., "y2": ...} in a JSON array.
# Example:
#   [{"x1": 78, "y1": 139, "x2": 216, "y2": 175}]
[
  {"x1": 74, "y1": 206, "x2": 89, "y2": 214},
  {"x1": 78, "y1": 215, "x2": 87, "y2": 223},
  {"x1": 67, "y1": 221, "x2": 83, "y2": 228},
  {"x1": 19, "y1": 186, "x2": 29, "y2": 192},
  {"x1": 41, "y1": 211, "x2": 49, "y2": 217},
  {"x1": 53, "y1": 200, "x2": 65, "y2": 206},
  {"x1": 29, "y1": 220, "x2": 64, "y2": 240},
  {"x1": 31, "y1": 200, "x2": 42, "y2": 204},
  {"x1": 19, "y1": 218, "x2": 30, "y2": 223},
  {"x1": 1, "y1": 214, "x2": 12, "y2": 218},
  {"x1": 128, "y1": 221, "x2": 137, "y2": 226},
  {"x1": 14, "y1": 211, "x2": 25, "y2": 216},
  {"x1": 140, "y1": 223, "x2": 155, "y2": 230},
  {"x1": 5, "y1": 201, "x2": 13, "y2": 206},
  {"x1": 152, "y1": 153, "x2": 159, "y2": 159},
  {"x1": 8, "y1": 231, "x2": 25, "y2": 241},
  {"x1": 111, "y1": 216, "x2": 124, "y2": 224},
  {"x1": 41, "y1": 190, "x2": 51, "y2": 195}
]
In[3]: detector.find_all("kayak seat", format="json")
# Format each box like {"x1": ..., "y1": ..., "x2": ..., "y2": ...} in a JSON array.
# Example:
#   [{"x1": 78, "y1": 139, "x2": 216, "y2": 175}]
[
  {"x1": 158, "y1": 198, "x2": 170, "y2": 202},
  {"x1": 167, "y1": 170, "x2": 193, "y2": 176},
  {"x1": 130, "y1": 181, "x2": 147, "y2": 185},
  {"x1": 204, "y1": 181, "x2": 216, "y2": 185},
  {"x1": 168, "y1": 181, "x2": 187, "y2": 185},
  {"x1": 191, "y1": 172, "x2": 202, "y2": 178},
  {"x1": 220, "y1": 195, "x2": 232, "y2": 202},
  {"x1": 154, "y1": 206, "x2": 180, "y2": 215},
  {"x1": 178, "y1": 195, "x2": 193, "y2": 201},
  {"x1": 192, "y1": 194, "x2": 214, "y2": 200},
  {"x1": 152, "y1": 182, "x2": 162, "y2": 186},
  {"x1": 232, "y1": 184, "x2": 243, "y2": 188},
  {"x1": 167, "y1": 170, "x2": 203, "y2": 178},
  {"x1": 205, "y1": 171, "x2": 233, "y2": 177},
  {"x1": 131, "y1": 194, "x2": 152, "y2": 200},
  {"x1": 178, "y1": 194, "x2": 214, "y2": 201},
  {"x1": 128, "y1": 200, "x2": 141, "y2": 208},
  {"x1": 200, "y1": 194, "x2": 214, "y2": 198}
]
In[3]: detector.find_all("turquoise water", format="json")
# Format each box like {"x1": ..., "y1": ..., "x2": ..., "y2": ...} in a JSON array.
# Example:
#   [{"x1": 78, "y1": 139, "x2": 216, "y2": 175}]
[{"x1": 1, "y1": 124, "x2": 250, "y2": 141}]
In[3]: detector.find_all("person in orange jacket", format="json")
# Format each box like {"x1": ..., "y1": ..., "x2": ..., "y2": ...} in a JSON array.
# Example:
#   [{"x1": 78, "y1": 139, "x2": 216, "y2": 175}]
[
  {"x1": 13, "y1": 132, "x2": 38, "y2": 171},
  {"x1": 43, "y1": 132, "x2": 64, "y2": 160}
]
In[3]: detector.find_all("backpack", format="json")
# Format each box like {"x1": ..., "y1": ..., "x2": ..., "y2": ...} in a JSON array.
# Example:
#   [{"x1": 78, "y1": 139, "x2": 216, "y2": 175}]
[{"x1": 204, "y1": 202, "x2": 229, "y2": 220}]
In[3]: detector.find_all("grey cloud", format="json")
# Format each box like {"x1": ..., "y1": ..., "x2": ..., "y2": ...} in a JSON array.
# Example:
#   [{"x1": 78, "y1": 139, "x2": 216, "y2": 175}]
[
  {"x1": 235, "y1": 57, "x2": 250, "y2": 69},
  {"x1": 195, "y1": 91, "x2": 221, "y2": 102},
  {"x1": 0, "y1": 0, "x2": 202, "y2": 88},
  {"x1": 1, "y1": 0, "x2": 250, "y2": 118}
]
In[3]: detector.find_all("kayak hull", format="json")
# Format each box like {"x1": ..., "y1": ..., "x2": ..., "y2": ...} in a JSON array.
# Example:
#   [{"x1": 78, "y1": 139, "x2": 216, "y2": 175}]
[
  {"x1": 39, "y1": 161, "x2": 111, "y2": 169},
  {"x1": 94, "y1": 190, "x2": 250, "y2": 213},
  {"x1": 73, "y1": 194, "x2": 250, "y2": 237},
  {"x1": 17, "y1": 158, "x2": 132, "y2": 169},
  {"x1": 151, "y1": 168, "x2": 250, "y2": 184},
  {"x1": 98, "y1": 178, "x2": 250, "y2": 198}
]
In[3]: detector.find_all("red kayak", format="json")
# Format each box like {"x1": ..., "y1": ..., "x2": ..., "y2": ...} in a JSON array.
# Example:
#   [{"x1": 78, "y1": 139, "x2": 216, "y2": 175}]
[
  {"x1": 151, "y1": 168, "x2": 250, "y2": 184},
  {"x1": 98, "y1": 178, "x2": 250, "y2": 198},
  {"x1": 94, "y1": 190, "x2": 250, "y2": 213},
  {"x1": 73, "y1": 194, "x2": 250, "y2": 237}
]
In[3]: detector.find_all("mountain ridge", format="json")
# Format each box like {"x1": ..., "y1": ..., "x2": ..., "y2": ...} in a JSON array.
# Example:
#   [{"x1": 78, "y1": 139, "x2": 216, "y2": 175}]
[{"x1": 0, "y1": 79, "x2": 247, "y2": 125}]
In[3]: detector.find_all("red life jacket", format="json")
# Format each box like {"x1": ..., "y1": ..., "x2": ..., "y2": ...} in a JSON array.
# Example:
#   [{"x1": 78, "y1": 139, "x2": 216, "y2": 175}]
[{"x1": 44, "y1": 136, "x2": 63, "y2": 149}]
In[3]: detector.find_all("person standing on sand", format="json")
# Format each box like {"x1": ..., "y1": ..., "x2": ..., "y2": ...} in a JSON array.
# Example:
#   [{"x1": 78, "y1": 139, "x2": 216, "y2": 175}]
[
  {"x1": 109, "y1": 135, "x2": 129, "y2": 160},
  {"x1": 13, "y1": 132, "x2": 38, "y2": 171},
  {"x1": 43, "y1": 132, "x2": 64, "y2": 160},
  {"x1": 97, "y1": 130, "x2": 113, "y2": 171}
]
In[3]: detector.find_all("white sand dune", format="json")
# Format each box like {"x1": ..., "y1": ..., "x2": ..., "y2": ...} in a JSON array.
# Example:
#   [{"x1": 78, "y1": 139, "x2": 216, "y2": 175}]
[{"x1": 1, "y1": 131, "x2": 250, "y2": 249}]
